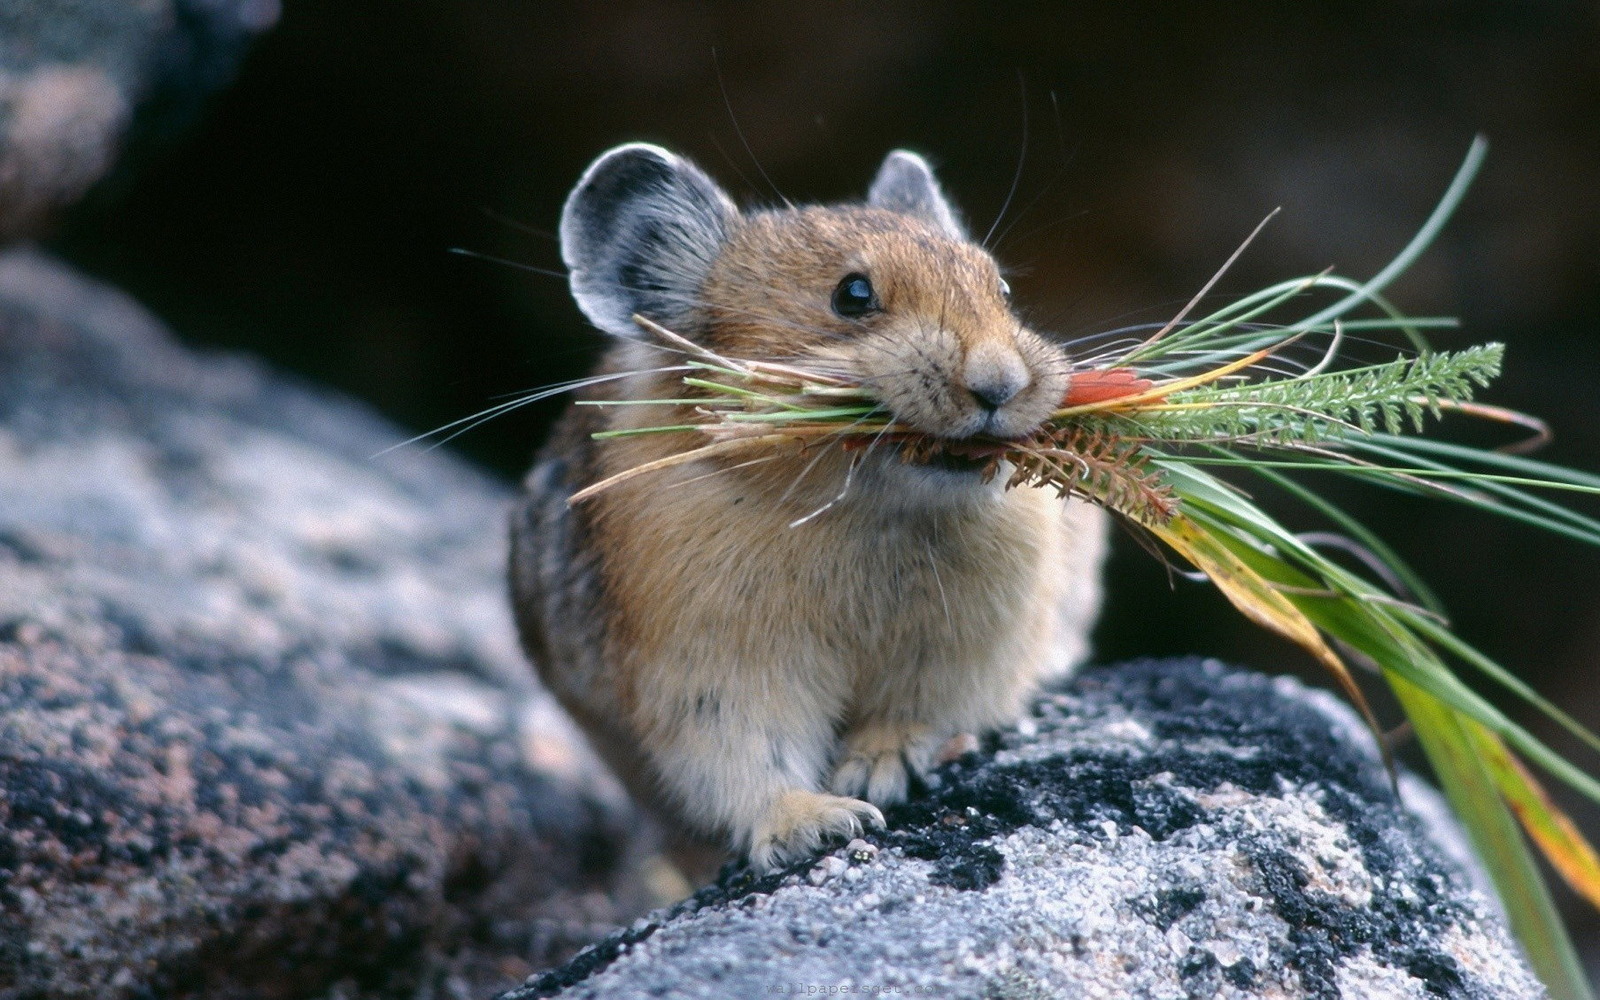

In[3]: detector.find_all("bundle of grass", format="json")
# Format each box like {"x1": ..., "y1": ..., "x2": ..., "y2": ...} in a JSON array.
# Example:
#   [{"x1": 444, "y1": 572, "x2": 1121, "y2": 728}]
[{"x1": 571, "y1": 139, "x2": 1600, "y2": 998}]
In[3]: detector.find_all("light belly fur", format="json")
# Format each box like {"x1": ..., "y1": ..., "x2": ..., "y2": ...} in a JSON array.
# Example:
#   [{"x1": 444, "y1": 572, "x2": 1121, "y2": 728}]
[{"x1": 595, "y1": 458, "x2": 1105, "y2": 790}]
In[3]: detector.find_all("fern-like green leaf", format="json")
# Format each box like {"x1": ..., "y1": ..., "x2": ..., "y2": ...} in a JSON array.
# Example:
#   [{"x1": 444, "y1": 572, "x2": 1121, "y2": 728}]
[{"x1": 1129, "y1": 344, "x2": 1504, "y2": 446}]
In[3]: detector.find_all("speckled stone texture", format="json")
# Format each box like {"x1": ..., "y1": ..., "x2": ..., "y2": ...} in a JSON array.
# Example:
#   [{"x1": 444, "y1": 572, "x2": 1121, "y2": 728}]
[
  {"x1": 0, "y1": 248, "x2": 648, "y2": 999},
  {"x1": 0, "y1": 0, "x2": 278, "y2": 242},
  {"x1": 506, "y1": 658, "x2": 1543, "y2": 1000}
]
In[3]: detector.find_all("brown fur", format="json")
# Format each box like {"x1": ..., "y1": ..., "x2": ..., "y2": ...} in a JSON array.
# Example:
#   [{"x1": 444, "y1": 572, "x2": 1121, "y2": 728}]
[{"x1": 512, "y1": 153, "x2": 1107, "y2": 872}]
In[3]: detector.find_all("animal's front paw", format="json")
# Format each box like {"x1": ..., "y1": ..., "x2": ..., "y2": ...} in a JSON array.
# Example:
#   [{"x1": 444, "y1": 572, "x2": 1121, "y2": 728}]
[
  {"x1": 748, "y1": 790, "x2": 884, "y2": 871},
  {"x1": 830, "y1": 722, "x2": 948, "y2": 805}
]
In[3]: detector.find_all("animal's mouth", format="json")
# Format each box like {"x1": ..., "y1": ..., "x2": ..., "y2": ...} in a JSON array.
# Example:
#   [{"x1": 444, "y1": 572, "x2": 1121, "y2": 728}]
[
  {"x1": 916, "y1": 449, "x2": 991, "y2": 474},
  {"x1": 894, "y1": 437, "x2": 1011, "y2": 476},
  {"x1": 845, "y1": 429, "x2": 1026, "y2": 476}
]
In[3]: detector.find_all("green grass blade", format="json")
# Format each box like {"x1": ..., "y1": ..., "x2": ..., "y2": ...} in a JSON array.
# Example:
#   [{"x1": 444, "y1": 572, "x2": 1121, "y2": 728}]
[
  {"x1": 1390, "y1": 674, "x2": 1593, "y2": 1000},
  {"x1": 1160, "y1": 460, "x2": 1600, "y2": 808},
  {"x1": 1404, "y1": 613, "x2": 1600, "y2": 762},
  {"x1": 1235, "y1": 461, "x2": 1446, "y2": 614},
  {"x1": 1345, "y1": 439, "x2": 1600, "y2": 543},
  {"x1": 1221, "y1": 460, "x2": 1600, "y2": 759},
  {"x1": 1297, "y1": 136, "x2": 1488, "y2": 335},
  {"x1": 1368, "y1": 434, "x2": 1600, "y2": 490},
  {"x1": 723, "y1": 406, "x2": 881, "y2": 423}
]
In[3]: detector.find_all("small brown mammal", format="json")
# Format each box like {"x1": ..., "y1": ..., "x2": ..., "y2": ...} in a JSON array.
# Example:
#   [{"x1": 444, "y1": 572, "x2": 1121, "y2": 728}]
[{"x1": 511, "y1": 144, "x2": 1107, "y2": 870}]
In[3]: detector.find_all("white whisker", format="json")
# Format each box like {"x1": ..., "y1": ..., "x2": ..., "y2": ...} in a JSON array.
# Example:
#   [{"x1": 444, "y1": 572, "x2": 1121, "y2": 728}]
[
  {"x1": 371, "y1": 366, "x2": 692, "y2": 458},
  {"x1": 789, "y1": 452, "x2": 862, "y2": 528}
]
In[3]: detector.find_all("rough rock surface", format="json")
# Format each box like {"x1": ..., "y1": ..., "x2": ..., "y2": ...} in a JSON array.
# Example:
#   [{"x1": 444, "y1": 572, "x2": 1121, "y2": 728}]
[
  {"x1": 0, "y1": 248, "x2": 648, "y2": 1000},
  {"x1": 506, "y1": 658, "x2": 1543, "y2": 1000},
  {"x1": 0, "y1": 0, "x2": 278, "y2": 242}
]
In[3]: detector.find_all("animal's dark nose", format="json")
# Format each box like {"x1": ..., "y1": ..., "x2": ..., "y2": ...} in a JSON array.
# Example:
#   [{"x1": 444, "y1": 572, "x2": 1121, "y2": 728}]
[
  {"x1": 967, "y1": 375, "x2": 1023, "y2": 411},
  {"x1": 963, "y1": 343, "x2": 1030, "y2": 414}
]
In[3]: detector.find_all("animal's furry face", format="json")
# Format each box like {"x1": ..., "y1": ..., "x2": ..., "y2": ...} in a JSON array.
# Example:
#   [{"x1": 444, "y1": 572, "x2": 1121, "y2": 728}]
[
  {"x1": 560, "y1": 144, "x2": 1073, "y2": 500},
  {"x1": 698, "y1": 206, "x2": 1071, "y2": 444}
]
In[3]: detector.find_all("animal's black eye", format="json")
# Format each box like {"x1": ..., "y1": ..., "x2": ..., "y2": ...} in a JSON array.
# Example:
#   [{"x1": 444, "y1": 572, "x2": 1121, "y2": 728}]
[
  {"x1": 831, "y1": 273, "x2": 878, "y2": 318},
  {"x1": 998, "y1": 278, "x2": 1011, "y2": 298}
]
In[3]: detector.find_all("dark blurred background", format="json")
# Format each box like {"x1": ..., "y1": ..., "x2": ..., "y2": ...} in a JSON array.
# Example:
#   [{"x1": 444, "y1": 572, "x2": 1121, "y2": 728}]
[{"x1": 44, "y1": 0, "x2": 1600, "y2": 960}]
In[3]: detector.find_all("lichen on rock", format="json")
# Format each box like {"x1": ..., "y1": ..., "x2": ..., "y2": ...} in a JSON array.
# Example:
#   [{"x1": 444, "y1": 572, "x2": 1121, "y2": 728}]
[{"x1": 505, "y1": 659, "x2": 1544, "y2": 1000}]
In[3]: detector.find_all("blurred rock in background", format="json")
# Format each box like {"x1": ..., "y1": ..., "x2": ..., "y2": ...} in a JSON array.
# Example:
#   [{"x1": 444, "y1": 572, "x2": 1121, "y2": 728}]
[
  {"x1": 0, "y1": 0, "x2": 280, "y2": 242},
  {"x1": 0, "y1": 244, "x2": 653, "y2": 998},
  {"x1": 3, "y1": 4, "x2": 662, "y2": 997}
]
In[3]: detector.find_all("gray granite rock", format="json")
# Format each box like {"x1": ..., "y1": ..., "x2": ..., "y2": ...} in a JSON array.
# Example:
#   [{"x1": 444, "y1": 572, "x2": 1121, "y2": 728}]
[
  {"x1": 506, "y1": 658, "x2": 1543, "y2": 1000},
  {"x1": 0, "y1": 248, "x2": 649, "y2": 999},
  {"x1": 0, "y1": 0, "x2": 278, "y2": 241}
]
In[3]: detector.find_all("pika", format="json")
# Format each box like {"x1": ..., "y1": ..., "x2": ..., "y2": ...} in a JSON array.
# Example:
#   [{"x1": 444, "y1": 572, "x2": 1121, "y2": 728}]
[{"x1": 511, "y1": 144, "x2": 1107, "y2": 871}]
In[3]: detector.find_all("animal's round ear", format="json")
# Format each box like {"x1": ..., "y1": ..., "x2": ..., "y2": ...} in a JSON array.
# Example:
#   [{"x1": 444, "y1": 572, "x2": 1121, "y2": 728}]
[
  {"x1": 560, "y1": 143, "x2": 737, "y2": 339},
  {"x1": 867, "y1": 150, "x2": 966, "y2": 241}
]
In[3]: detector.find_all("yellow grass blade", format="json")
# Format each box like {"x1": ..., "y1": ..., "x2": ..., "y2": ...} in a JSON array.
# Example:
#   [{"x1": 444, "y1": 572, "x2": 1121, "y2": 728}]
[
  {"x1": 631, "y1": 313, "x2": 751, "y2": 374},
  {"x1": 568, "y1": 436, "x2": 780, "y2": 504},
  {"x1": 1468, "y1": 721, "x2": 1600, "y2": 909}
]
